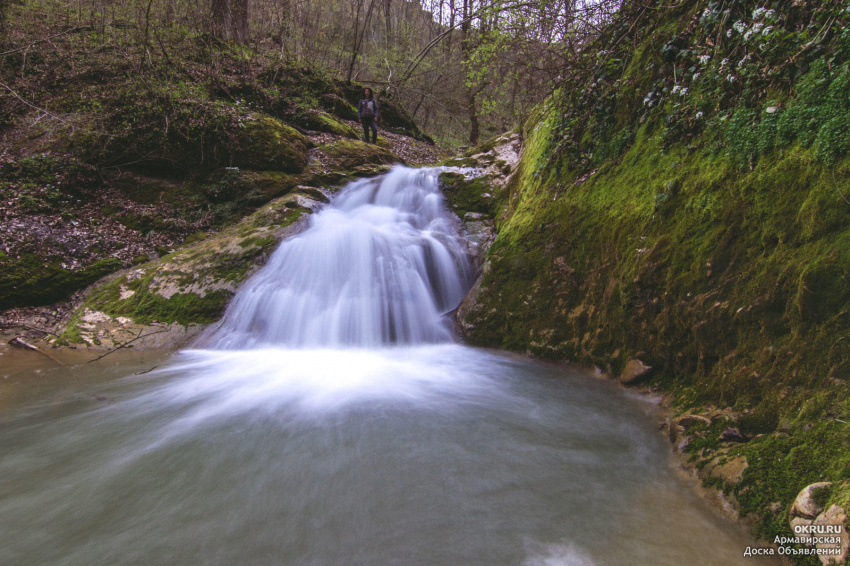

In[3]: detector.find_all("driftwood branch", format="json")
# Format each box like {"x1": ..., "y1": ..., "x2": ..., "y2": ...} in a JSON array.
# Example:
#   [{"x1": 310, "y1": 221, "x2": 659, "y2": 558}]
[{"x1": 87, "y1": 328, "x2": 169, "y2": 363}]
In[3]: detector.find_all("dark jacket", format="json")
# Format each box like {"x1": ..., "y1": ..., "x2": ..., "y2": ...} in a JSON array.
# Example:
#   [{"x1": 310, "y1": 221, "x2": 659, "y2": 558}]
[{"x1": 358, "y1": 97, "x2": 380, "y2": 121}]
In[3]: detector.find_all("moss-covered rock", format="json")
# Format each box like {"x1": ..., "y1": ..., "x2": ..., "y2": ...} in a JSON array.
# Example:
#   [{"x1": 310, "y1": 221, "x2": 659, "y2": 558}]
[
  {"x1": 235, "y1": 115, "x2": 310, "y2": 173},
  {"x1": 55, "y1": 192, "x2": 322, "y2": 348},
  {"x1": 458, "y1": 99, "x2": 850, "y2": 553},
  {"x1": 439, "y1": 173, "x2": 499, "y2": 219},
  {"x1": 293, "y1": 110, "x2": 359, "y2": 139},
  {"x1": 320, "y1": 139, "x2": 400, "y2": 177},
  {"x1": 0, "y1": 256, "x2": 123, "y2": 311},
  {"x1": 318, "y1": 94, "x2": 358, "y2": 121}
]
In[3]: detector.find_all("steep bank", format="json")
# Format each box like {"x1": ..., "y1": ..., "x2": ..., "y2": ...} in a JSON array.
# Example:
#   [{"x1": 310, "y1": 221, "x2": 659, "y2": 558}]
[
  {"x1": 445, "y1": 0, "x2": 850, "y2": 561},
  {"x1": 0, "y1": 1, "x2": 442, "y2": 345}
]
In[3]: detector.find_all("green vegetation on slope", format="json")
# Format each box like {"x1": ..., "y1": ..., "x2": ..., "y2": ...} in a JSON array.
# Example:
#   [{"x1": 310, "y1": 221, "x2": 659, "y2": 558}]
[
  {"x1": 459, "y1": 0, "x2": 850, "y2": 557},
  {"x1": 0, "y1": 1, "x2": 434, "y2": 313}
]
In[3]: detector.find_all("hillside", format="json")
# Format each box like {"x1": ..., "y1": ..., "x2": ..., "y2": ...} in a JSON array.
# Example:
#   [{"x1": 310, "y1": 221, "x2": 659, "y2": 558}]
[
  {"x1": 447, "y1": 0, "x2": 850, "y2": 558},
  {"x1": 0, "y1": 1, "x2": 441, "y2": 340}
]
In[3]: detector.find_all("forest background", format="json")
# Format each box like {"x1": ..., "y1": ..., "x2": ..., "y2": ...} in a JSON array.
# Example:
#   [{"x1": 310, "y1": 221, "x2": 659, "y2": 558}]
[{"x1": 0, "y1": 0, "x2": 617, "y2": 148}]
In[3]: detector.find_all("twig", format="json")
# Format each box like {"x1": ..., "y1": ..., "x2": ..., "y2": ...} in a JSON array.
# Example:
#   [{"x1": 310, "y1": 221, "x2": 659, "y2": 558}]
[
  {"x1": 135, "y1": 365, "x2": 159, "y2": 375},
  {"x1": 9, "y1": 336, "x2": 71, "y2": 368},
  {"x1": 17, "y1": 324, "x2": 60, "y2": 338},
  {"x1": 9, "y1": 336, "x2": 39, "y2": 351},
  {"x1": 87, "y1": 328, "x2": 169, "y2": 363},
  {"x1": 0, "y1": 80, "x2": 68, "y2": 125}
]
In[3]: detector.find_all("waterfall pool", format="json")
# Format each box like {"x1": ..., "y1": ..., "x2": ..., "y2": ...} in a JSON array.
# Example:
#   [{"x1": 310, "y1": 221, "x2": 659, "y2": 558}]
[
  {"x1": 0, "y1": 167, "x2": 780, "y2": 565},
  {"x1": 0, "y1": 345, "x2": 779, "y2": 565}
]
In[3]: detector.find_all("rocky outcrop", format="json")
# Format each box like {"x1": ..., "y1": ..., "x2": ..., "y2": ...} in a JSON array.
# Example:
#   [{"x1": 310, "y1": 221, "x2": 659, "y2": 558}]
[
  {"x1": 439, "y1": 132, "x2": 521, "y2": 329},
  {"x1": 235, "y1": 115, "x2": 311, "y2": 173},
  {"x1": 49, "y1": 188, "x2": 326, "y2": 350}
]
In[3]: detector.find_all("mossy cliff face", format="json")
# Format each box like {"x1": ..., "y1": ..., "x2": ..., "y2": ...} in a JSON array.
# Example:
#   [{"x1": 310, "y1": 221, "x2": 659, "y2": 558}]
[
  {"x1": 52, "y1": 189, "x2": 324, "y2": 350},
  {"x1": 456, "y1": 88, "x2": 850, "y2": 565},
  {"x1": 451, "y1": 0, "x2": 850, "y2": 556}
]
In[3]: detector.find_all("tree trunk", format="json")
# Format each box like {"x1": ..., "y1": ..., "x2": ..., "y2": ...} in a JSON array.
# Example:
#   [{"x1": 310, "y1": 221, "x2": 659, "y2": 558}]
[
  {"x1": 211, "y1": 0, "x2": 248, "y2": 44},
  {"x1": 467, "y1": 90, "x2": 479, "y2": 145},
  {"x1": 346, "y1": 0, "x2": 376, "y2": 83},
  {"x1": 232, "y1": 0, "x2": 248, "y2": 44},
  {"x1": 461, "y1": 0, "x2": 480, "y2": 145}
]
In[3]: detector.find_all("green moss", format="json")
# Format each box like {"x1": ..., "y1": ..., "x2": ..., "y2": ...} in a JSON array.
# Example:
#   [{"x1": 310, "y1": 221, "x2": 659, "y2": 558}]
[
  {"x1": 726, "y1": 422, "x2": 850, "y2": 540},
  {"x1": 183, "y1": 232, "x2": 209, "y2": 245},
  {"x1": 236, "y1": 116, "x2": 310, "y2": 173},
  {"x1": 0, "y1": 255, "x2": 123, "y2": 310},
  {"x1": 318, "y1": 93, "x2": 358, "y2": 121},
  {"x1": 239, "y1": 235, "x2": 277, "y2": 249},
  {"x1": 320, "y1": 139, "x2": 398, "y2": 175},
  {"x1": 295, "y1": 110, "x2": 359, "y2": 139},
  {"x1": 463, "y1": 76, "x2": 850, "y2": 561},
  {"x1": 439, "y1": 172, "x2": 500, "y2": 218}
]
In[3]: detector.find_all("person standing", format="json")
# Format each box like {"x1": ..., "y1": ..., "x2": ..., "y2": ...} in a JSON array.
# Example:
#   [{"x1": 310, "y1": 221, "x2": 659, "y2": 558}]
[{"x1": 358, "y1": 88, "x2": 380, "y2": 144}]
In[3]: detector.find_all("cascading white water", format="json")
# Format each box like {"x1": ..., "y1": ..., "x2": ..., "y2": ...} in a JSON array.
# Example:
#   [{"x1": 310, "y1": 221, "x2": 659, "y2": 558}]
[{"x1": 209, "y1": 165, "x2": 472, "y2": 349}]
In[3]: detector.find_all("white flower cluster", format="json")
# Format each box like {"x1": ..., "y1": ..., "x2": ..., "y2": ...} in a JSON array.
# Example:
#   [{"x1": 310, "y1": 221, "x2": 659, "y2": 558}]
[
  {"x1": 672, "y1": 85, "x2": 688, "y2": 96},
  {"x1": 752, "y1": 8, "x2": 777, "y2": 21},
  {"x1": 699, "y1": 54, "x2": 711, "y2": 65}
]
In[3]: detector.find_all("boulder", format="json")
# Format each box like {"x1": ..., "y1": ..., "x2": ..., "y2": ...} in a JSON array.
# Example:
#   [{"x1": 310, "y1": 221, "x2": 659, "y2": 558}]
[
  {"x1": 236, "y1": 116, "x2": 310, "y2": 173},
  {"x1": 813, "y1": 505, "x2": 849, "y2": 565},
  {"x1": 293, "y1": 110, "x2": 359, "y2": 139},
  {"x1": 619, "y1": 359, "x2": 652, "y2": 384},
  {"x1": 791, "y1": 482, "x2": 833, "y2": 520},
  {"x1": 320, "y1": 140, "x2": 399, "y2": 176},
  {"x1": 318, "y1": 93, "x2": 358, "y2": 120}
]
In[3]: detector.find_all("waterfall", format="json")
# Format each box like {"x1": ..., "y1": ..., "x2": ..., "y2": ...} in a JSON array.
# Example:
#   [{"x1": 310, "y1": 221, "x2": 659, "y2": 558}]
[{"x1": 208, "y1": 165, "x2": 473, "y2": 349}]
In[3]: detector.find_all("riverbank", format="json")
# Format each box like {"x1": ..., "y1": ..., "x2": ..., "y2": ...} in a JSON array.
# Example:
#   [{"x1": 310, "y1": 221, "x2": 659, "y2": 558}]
[{"x1": 437, "y1": 1, "x2": 850, "y2": 557}]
